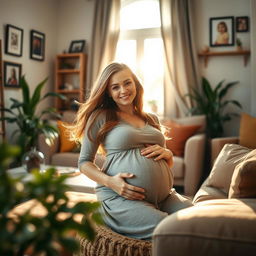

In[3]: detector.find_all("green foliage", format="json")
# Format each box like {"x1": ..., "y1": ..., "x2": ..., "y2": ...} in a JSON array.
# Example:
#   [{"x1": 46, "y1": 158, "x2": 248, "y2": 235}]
[
  {"x1": 0, "y1": 142, "x2": 103, "y2": 256},
  {"x1": 0, "y1": 76, "x2": 66, "y2": 161},
  {"x1": 185, "y1": 77, "x2": 242, "y2": 138}
]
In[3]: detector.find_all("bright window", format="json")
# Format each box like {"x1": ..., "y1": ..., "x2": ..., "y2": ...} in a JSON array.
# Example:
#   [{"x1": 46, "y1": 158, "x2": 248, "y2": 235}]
[{"x1": 116, "y1": 0, "x2": 164, "y2": 116}]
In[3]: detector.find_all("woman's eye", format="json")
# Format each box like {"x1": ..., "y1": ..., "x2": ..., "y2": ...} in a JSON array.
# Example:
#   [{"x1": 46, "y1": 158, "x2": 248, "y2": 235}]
[{"x1": 112, "y1": 86, "x2": 119, "y2": 90}]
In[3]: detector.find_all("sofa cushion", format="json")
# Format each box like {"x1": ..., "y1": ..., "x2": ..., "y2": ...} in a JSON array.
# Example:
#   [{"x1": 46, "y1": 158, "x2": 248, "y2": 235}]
[
  {"x1": 57, "y1": 120, "x2": 77, "y2": 152},
  {"x1": 163, "y1": 120, "x2": 201, "y2": 156},
  {"x1": 153, "y1": 199, "x2": 256, "y2": 256},
  {"x1": 239, "y1": 112, "x2": 256, "y2": 149},
  {"x1": 207, "y1": 144, "x2": 252, "y2": 194},
  {"x1": 229, "y1": 149, "x2": 256, "y2": 198},
  {"x1": 52, "y1": 152, "x2": 79, "y2": 167}
]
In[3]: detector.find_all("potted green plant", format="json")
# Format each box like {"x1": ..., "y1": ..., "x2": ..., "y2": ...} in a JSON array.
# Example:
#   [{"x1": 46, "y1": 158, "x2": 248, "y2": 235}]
[
  {"x1": 185, "y1": 77, "x2": 242, "y2": 138},
  {"x1": 0, "y1": 142, "x2": 102, "y2": 256},
  {"x1": 1, "y1": 76, "x2": 66, "y2": 169},
  {"x1": 236, "y1": 38, "x2": 243, "y2": 51}
]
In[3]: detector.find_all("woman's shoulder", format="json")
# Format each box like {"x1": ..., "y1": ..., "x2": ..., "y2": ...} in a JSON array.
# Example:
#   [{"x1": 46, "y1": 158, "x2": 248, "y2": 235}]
[
  {"x1": 146, "y1": 112, "x2": 159, "y2": 123},
  {"x1": 89, "y1": 109, "x2": 108, "y2": 126}
]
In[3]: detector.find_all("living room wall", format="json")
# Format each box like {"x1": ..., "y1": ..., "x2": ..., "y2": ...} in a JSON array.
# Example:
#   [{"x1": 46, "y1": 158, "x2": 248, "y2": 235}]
[
  {"x1": 0, "y1": 0, "x2": 58, "y2": 141},
  {"x1": 0, "y1": 0, "x2": 255, "y2": 142},
  {"x1": 193, "y1": 0, "x2": 253, "y2": 136}
]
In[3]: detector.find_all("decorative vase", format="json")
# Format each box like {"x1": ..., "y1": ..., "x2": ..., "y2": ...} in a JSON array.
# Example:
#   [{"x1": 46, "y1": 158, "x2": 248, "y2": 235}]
[{"x1": 22, "y1": 147, "x2": 45, "y2": 173}]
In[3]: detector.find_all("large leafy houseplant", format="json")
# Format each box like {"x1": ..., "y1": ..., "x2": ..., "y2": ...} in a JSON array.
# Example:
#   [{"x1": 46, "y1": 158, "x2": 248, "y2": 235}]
[
  {"x1": 1, "y1": 76, "x2": 66, "y2": 164},
  {"x1": 185, "y1": 77, "x2": 242, "y2": 138},
  {"x1": 0, "y1": 142, "x2": 102, "y2": 256}
]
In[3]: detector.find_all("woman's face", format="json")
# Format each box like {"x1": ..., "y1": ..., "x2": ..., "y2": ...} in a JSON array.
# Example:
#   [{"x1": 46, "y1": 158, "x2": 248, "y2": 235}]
[{"x1": 107, "y1": 69, "x2": 137, "y2": 110}]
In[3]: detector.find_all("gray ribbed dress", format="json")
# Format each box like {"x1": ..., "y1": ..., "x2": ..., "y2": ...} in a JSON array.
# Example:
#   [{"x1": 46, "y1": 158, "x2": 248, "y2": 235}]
[{"x1": 78, "y1": 111, "x2": 192, "y2": 240}]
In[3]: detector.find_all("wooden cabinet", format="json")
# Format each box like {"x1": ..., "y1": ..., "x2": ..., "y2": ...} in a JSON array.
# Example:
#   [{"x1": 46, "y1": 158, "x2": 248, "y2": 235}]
[
  {"x1": 0, "y1": 40, "x2": 5, "y2": 141},
  {"x1": 55, "y1": 53, "x2": 86, "y2": 112}
]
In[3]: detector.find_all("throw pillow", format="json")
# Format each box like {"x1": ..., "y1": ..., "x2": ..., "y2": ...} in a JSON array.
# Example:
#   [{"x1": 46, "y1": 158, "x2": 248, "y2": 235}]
[
  {"x1": 162, "y1": 120, "x2": 201, "y2": 156},
  {"x1": 239, "y1": 112, "x2": 256, "y2": 149},
  {"x1": 228, "y1": 149, "x2": 256, "y2": 198},
  {"x1": 57, "y1": 120, "x2": 77, "y2": 152},
  {"x1": 207, "y1": 144, "x2": 252, "y2": 194}
]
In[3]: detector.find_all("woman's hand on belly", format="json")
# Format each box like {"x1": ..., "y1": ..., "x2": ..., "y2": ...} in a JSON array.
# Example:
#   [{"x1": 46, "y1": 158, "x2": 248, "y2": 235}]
[
  {"x1": 141, "y1": 144, "x2": 173, "y2": 168},
  {"x1": 106, "y1": 173, "x2": 146, "y2": 200}
]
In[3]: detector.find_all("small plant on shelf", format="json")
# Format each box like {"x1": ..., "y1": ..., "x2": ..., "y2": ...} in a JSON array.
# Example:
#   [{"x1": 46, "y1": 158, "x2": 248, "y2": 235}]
[{"x1": 236, "y1": 38, "x2": 243, "y2": 50}]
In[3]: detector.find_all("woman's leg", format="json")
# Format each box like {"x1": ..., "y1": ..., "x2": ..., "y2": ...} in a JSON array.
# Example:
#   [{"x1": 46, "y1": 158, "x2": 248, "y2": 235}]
[
  {"x1": 159, "y1": 188, "x2": 193, "y2": 214},
  {"x1": 99, "y1": 195, "x2": 168, "y2": 240}
]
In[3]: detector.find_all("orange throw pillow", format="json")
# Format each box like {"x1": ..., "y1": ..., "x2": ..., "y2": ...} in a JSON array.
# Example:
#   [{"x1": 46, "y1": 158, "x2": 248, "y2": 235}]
[
  {"x1": 239, "y1": 113, "x2": 256, "y2": 149},
  {"x1": 57, "y1": 120, "x2": 76, "y2": 152},
  {"x1": 163, "y1": 120, "x2": 201, "y2": 156}
]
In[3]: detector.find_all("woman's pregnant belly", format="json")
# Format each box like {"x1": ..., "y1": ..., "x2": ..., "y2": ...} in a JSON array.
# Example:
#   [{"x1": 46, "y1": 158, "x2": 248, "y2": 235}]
[{"x1": 105, "y1": 148, "x2": 173, "y2": 204}]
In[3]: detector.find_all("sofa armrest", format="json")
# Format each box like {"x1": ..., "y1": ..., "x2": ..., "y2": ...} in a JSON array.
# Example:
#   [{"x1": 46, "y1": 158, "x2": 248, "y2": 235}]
[
  {"x1": 183, "y1": 133, "x2": 206, "y2": 196},
  {"x1": 211, "y1": 137, "x2": 239, "y2": 166},
  {"x1": 38, "y1": 133, "x2": 59, "y2": 165}
]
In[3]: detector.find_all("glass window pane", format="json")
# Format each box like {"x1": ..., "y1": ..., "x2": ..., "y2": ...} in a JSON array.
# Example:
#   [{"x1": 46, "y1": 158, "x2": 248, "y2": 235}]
[
  {"x1": 115, "y1": 40, "x2": 137, "y2": 72},
  {"x1": 120, "y1": 0, "x2": 161, "y2": 30},
  {"x1": 142, "y1": 38, "x2": 164, "y2": 115}
]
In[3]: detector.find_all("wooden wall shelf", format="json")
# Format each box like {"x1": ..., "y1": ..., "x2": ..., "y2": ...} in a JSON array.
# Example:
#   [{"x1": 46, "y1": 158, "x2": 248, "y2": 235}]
[{"x1": 198, "y1": 50, "x2": 250, "y2": 67}]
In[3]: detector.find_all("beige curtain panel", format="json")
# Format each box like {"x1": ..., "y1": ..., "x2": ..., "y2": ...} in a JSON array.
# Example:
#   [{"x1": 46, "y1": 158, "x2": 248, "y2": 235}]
[
  {"x1": 87, "y1": 0, "x2": 120, "y2": 97},
  {"x1": 160, "y1": 0, "x2": 200, "y2": 118}
]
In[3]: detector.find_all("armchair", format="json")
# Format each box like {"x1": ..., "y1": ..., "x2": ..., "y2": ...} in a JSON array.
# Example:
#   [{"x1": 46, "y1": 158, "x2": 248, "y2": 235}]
[{"x1": 170, "y1": 115, "x2": 206, "y2": 196}]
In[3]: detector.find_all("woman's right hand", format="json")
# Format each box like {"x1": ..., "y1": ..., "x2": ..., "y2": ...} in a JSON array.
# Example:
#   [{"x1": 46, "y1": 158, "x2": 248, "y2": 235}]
[{"x1": 107, "y1": 173, "x2": 145, "y2": 200}]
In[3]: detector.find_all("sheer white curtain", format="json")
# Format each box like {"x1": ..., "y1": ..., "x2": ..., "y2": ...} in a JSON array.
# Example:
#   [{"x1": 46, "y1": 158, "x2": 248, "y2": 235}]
[
  {"x1": 87, "y1": 0, "x2": 120, "y2": 96},
  {"x1": 159, "y1": 0, "x2": 200, "y2": 118}
]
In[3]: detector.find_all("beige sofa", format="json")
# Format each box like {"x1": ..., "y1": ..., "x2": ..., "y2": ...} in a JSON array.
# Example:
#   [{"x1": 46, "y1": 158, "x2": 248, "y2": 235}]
[
  {"x1": 153, "y1": 137, "x2": 256, "y2": 256},
  {"x1": 39, "y1": 112, "x2": 206, "y2": 197}
]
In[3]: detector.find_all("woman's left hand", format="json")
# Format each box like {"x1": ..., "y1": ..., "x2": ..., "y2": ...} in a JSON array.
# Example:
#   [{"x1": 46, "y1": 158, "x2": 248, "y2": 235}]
[{"x1": 141, "y1": 144, "x2": 173, "y2": 167}]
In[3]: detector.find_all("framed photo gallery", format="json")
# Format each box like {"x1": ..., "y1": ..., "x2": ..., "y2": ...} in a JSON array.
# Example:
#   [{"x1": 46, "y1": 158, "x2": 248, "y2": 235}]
[{"x1": 209, "y1": 16, "x2": 250, "y2": 47}]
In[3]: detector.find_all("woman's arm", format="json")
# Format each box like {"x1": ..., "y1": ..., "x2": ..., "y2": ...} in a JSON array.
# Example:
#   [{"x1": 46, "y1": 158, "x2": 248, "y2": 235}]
[{"x1": 80, "y1": 161, "x2": 145, "y2": 200}]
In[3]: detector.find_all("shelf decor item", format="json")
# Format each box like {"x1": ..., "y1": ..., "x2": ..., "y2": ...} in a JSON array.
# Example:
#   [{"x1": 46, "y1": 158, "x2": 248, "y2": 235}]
[
  {"x1": 3, "y1": 61, "x2": 22, "y2": 88},
  {"x1": 69, "y1": 40, "x2": 86, "y2": 53},
  {"x1": 210, "y1": 16, "x2": 234, "y2": 47},
  {"x1": 236, "y1": 16, "x2": 249, "y2": 32},
  {"x1": 30, "y1": 29, "x2": 45, "y2": 61},
  {"x1": 5, "y1": 24, "x2": 23, "y2": 57}
]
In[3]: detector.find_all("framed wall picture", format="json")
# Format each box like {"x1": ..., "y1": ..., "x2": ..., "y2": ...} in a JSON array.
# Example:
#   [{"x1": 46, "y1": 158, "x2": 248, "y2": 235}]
[
  {"x1": 236, "y1": 16, "x2": 249, "y2": 32},
  {"x1": 3, "y1": 61, "x2": 22, "y2": 89},
  {"x1": 5, "y1": 24, "x2": 23, "y2": 57},
  {"x1": 30, "y1": 30, "x2": 45, "y2": 61},
  {"x1": 68, "y1": 40, "x2": 85, "y2": 53},
  {"x1": 210, "y1": 16, "x2": 234, "y2": 47}
]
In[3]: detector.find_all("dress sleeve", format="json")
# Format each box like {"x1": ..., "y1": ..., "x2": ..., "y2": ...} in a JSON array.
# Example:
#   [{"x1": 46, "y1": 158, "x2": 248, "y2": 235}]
[{"x1": 78, "y1": 111, "x2": 106, "y2": 168}]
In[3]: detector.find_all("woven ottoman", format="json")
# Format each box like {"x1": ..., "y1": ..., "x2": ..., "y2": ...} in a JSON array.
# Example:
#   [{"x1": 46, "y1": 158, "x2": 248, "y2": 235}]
[{"x1": 75, "y1": 225, "x2": 152, "y2": 256}]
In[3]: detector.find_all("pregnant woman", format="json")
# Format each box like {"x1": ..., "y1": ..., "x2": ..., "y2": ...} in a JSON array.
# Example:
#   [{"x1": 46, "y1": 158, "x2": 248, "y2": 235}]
[{"x1": 71, "y1": 62, "x2": 192, "y2": 240}]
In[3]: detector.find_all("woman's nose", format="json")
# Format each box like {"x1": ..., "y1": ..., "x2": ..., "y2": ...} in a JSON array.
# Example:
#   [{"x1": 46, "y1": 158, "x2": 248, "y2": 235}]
[{"x1": 120, "y1": 85, "x2": 127, "y2": 93}]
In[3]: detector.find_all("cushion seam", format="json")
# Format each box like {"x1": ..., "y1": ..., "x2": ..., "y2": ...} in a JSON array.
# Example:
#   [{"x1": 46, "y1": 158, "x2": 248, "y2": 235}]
[{"x1": 153, "y1": 233, "x2": 256, "y2": 244}]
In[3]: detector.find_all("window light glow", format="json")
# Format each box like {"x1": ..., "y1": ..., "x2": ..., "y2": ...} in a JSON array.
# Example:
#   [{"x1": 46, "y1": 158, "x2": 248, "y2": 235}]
[{"x1": 120, "y1": 0, "x2": 161, "y2": 30}]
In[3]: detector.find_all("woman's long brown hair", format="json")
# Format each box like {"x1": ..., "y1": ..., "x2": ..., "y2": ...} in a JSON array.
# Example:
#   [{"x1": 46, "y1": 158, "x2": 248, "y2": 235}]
[{"x1": 70, "y1": 62, "x2": 160, "y2": 144}]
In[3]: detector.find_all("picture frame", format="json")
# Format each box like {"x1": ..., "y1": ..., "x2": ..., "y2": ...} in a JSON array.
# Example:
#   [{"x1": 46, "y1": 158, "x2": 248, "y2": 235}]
[
  {"x1": 236, "y1": 16, "x2": 249, "y2": 32},
  {"x1": 210, "y1": 16, "x2": 234, "y2": 47},
  {"x1": 68, "y1": 40, "x2": 85, "y2": 53},
  {"x1": 5, "y1": 24, "x2": 23, "y2": 57},
  {"x1": 3, "y1": 61, "x2": 22, "y2": 89},
  {"x1": 30, "y1": 30, "x2": 45, "y2": 61}
]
